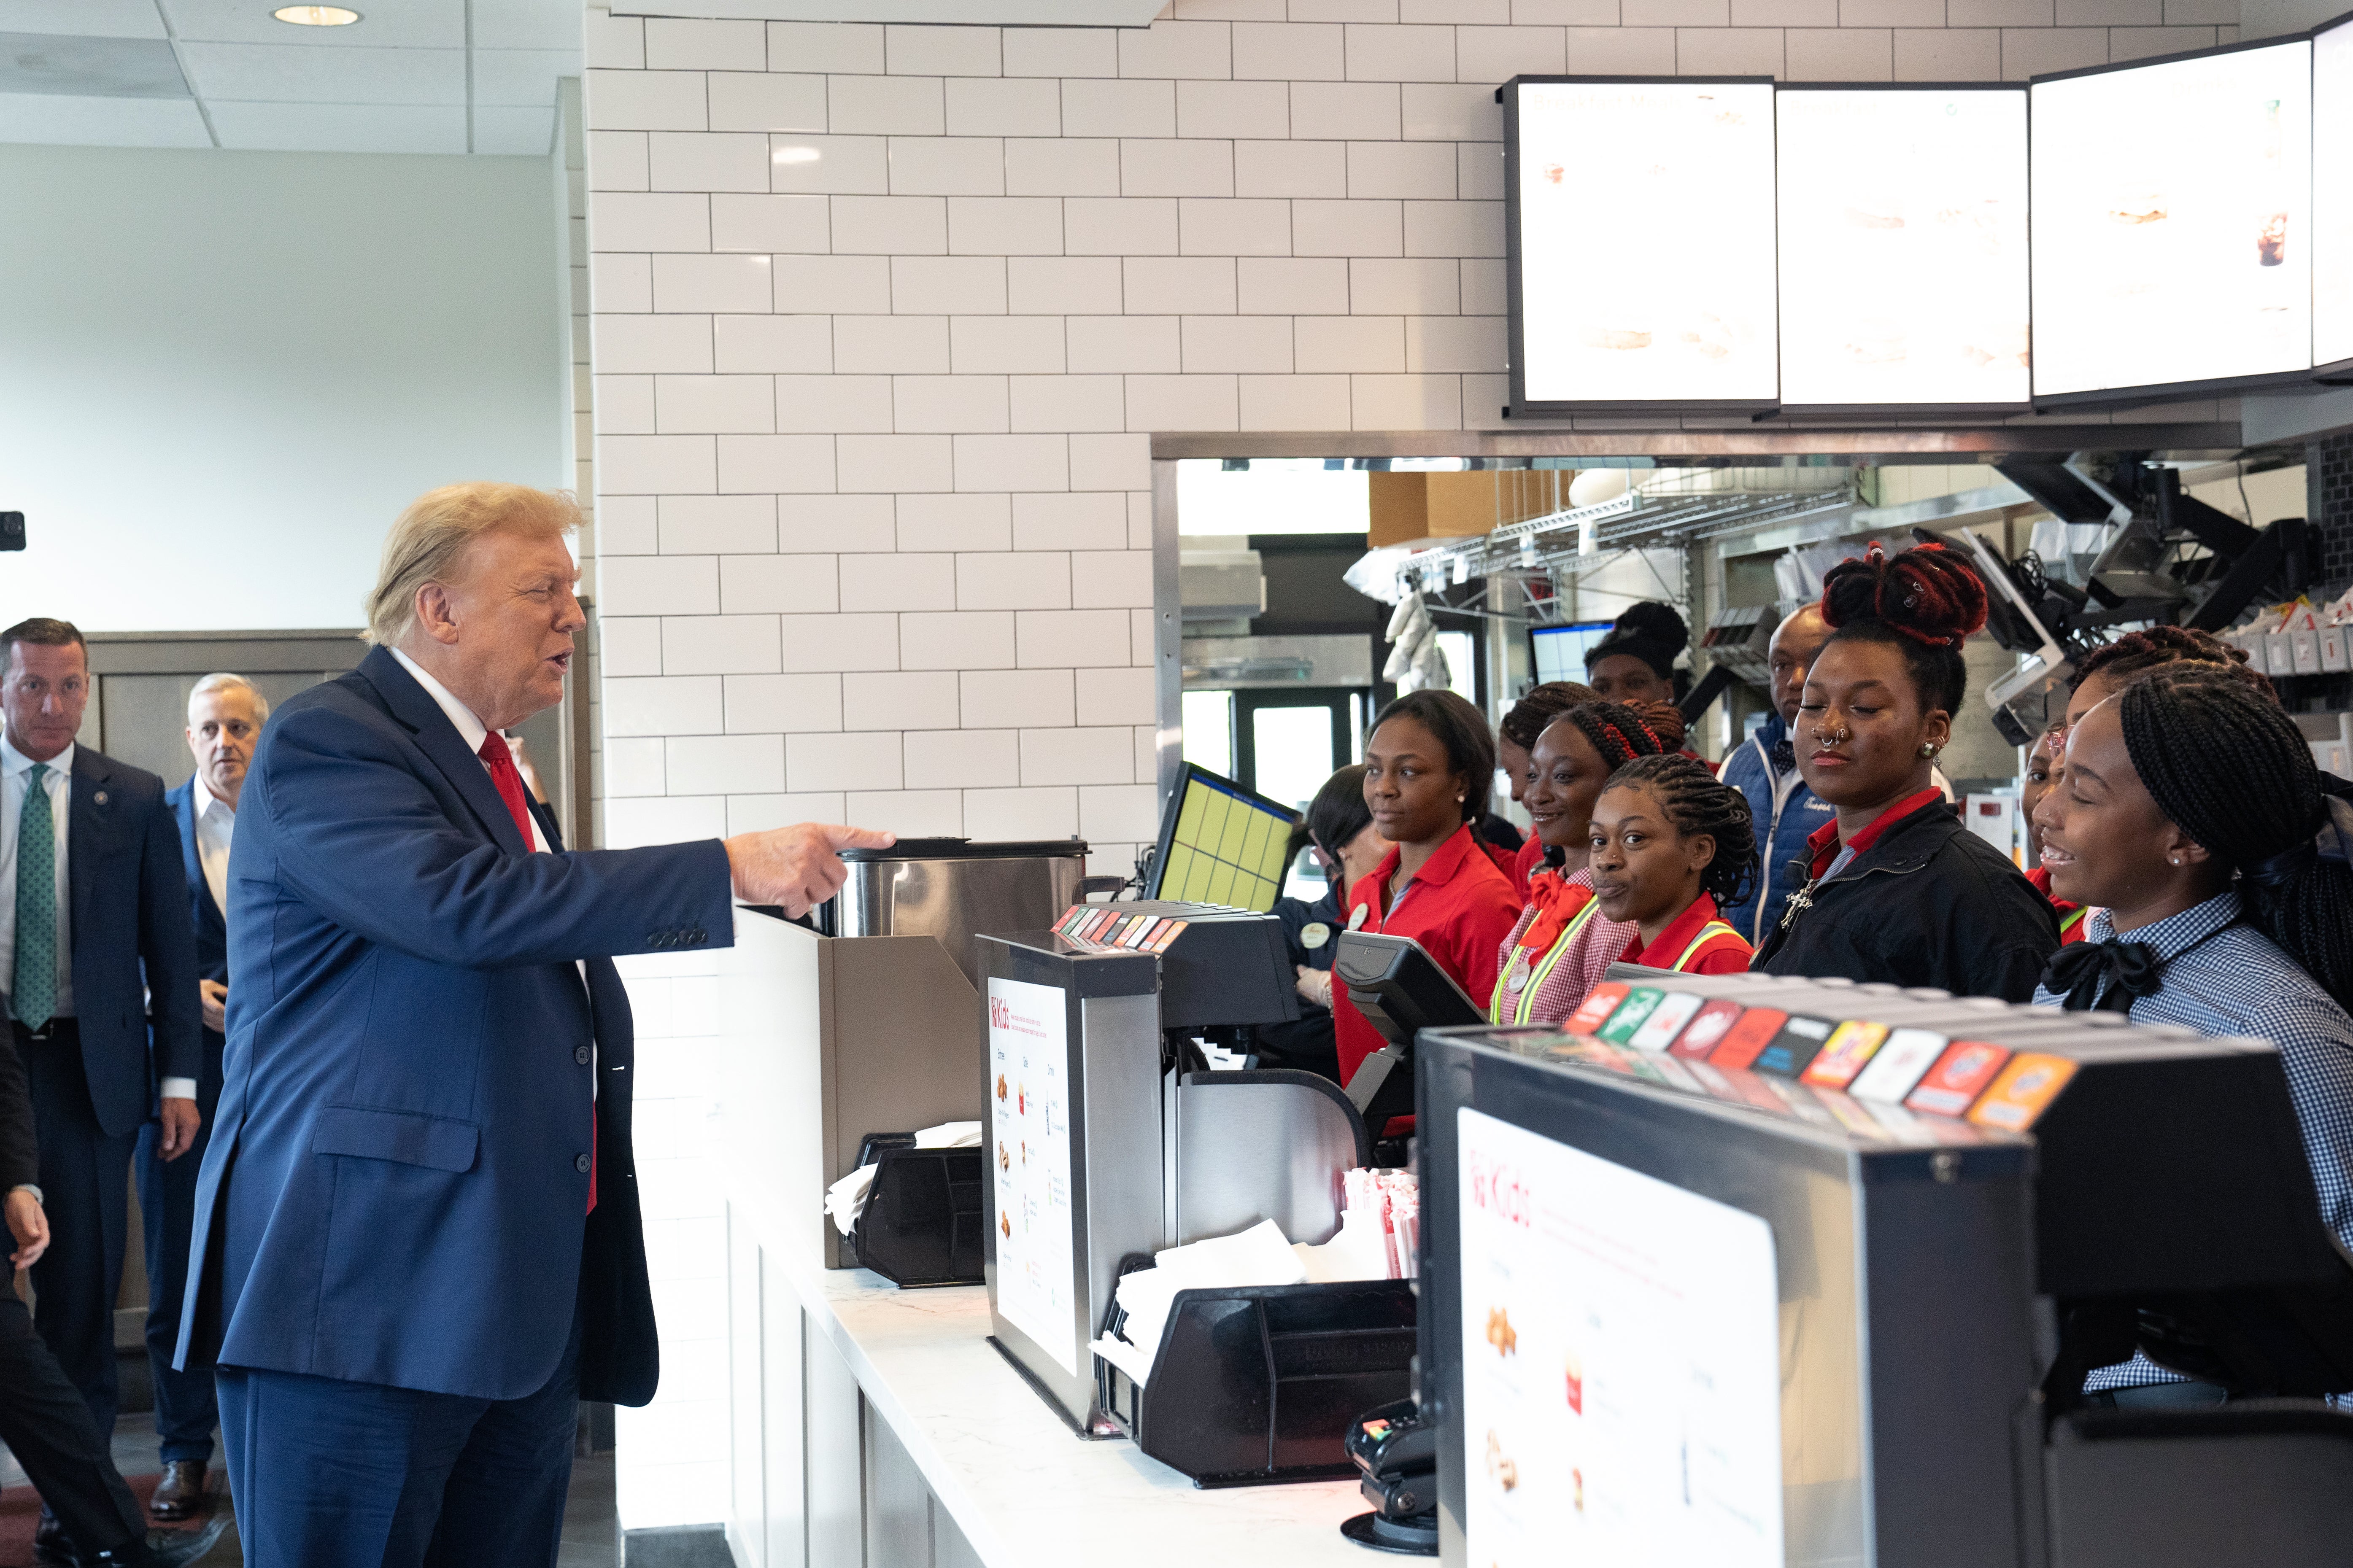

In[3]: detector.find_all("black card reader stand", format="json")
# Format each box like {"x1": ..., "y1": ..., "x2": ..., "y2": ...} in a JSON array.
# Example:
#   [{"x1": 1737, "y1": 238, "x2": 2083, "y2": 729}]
[
  {"x1": 1339, "y1": 1396, "x2": 1439, "y2": 1556},
  {"x1": 1094, "y1": 1253, "x2": 1416, "y2": 1487},
  {"x1": 1334, "y1": 932, "x2": 1486, "y2": 1145}
]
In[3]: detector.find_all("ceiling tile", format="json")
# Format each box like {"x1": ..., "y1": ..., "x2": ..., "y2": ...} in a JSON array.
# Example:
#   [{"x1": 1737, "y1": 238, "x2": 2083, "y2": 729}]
[
  {"x1": 0, "y1": 1, "x2": 165, "y2": 39},
  {"x1": 473, "y1": 102, "x2": 553, "y2": 154},
  {"x1": 205, "y1": 98, "x2": 465, "y2": 152},
  {"x1": 161, "y1": 0, "x2": 466, "y2": 49},
  {"x1": 469, "y1": 0, "x2": 583, "y2": 52},
  {"x1": 0, "y1": 89, "x2": 209, "y2": 144},
  {"x1": 178, "y1": 41, "x2": 463, "y2": 105},
  {"x1": 472, "y1": 46, "x2": 575, "y2": 106},
  {"x1": 0, "y1": 32, "x2": 188, "y2": 97}
]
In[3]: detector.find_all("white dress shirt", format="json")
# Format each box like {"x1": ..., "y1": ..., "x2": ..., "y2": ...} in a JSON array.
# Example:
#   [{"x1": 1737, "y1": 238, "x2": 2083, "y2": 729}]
[
  {"x1": 389, "y1": 649, "x2": 549, "y2": 853},
  {"x1": 388, "y1": 649, "x2": 587, "y2": 1008},
  {"x1": 0, "y1": 734, "x2": 74, "y2": 1021}
]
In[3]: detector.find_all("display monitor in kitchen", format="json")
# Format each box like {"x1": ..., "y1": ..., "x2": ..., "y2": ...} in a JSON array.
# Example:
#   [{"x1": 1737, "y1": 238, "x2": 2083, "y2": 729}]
[
  {"x1": 2314, "y1": 10, "x2": 2353, "y2": 374},
  {"x1": 1506, "y1": 78, "x2": 1779, "y2": 413},
  {"x1": 1776, "y1": 86, "x2": 2030, "y2": 408},
  {"x1": 2029, "y1": 38, "x2": 2314, "y2": 401}
]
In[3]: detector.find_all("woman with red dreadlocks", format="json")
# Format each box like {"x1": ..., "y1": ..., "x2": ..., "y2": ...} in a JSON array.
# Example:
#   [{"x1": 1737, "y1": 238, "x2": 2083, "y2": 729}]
[
  {"x1": 1751, "y1": 543, "x2": 2059, "y2": 999},
  {"x1": 1488, "y1": 700, "x2": 1668, "y2": 1024}
]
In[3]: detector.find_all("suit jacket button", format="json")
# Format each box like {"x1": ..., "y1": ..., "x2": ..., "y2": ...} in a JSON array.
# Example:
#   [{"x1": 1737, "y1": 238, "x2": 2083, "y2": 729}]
[
  {"x1": 574, "y1": 1045, "x2": 592, "y2": 1065},
  {"x1": 575, "y1": 1153, "x2": 592, "y2": 1174}
]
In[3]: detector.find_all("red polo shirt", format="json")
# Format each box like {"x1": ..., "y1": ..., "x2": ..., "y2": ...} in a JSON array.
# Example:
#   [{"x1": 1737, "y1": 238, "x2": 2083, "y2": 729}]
[
  {"x1": 1803, "y1": 787, "x2": 1946, "y2": 881},
  {"x1": 1617, "y1": 892, "x2": 1753, "y2": 975},
  {"x1": 1334, "y1": 824, "x2": 1523, "y2": 1085}
]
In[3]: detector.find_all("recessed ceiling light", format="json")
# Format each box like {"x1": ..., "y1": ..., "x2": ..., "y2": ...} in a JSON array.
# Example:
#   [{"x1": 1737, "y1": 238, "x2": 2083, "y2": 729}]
[{"x1": 273, "y1": 5, "x2": 362, "y2": 25}]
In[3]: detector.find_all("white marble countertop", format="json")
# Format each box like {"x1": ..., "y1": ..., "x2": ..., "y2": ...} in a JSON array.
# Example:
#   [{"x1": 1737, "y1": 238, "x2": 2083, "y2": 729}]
[{"x1": 782, "y1": 1258, "x2": 1377, "y2": 1568}]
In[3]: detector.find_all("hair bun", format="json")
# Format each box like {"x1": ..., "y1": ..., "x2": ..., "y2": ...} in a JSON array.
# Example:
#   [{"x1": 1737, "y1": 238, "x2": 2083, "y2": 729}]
[
  {"x1": 1818, "y1": 542, "x2": 1988, "y2": 649},
  {"x1": 1609, "y1": 601, "x2": 1689, "y2": 655}
]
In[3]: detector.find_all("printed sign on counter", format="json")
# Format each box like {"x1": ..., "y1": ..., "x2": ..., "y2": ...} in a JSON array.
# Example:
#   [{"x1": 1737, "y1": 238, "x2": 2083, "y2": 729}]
[
  {"x1": 1458, "y1": 1107, "x2": 1784, "y2": 1568},
  {"x1": 988, "y1": 977, "x2": 1079, "y2": 1376}
]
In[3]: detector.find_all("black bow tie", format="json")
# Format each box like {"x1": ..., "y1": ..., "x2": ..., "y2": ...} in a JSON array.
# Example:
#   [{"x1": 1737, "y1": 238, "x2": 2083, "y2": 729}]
[{"x1": 2042, "y1": 938, "x2": 2161, "y2": 1013}]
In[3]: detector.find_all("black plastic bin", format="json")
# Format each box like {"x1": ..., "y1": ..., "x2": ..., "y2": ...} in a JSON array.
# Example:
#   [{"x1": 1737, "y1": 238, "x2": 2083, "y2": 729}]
[
  {"x1": 1094, "y1": 1257, "x2": 1417, "y2": 1487},
  {"x1": 846, "y1": 1135, "x2": 985, "y2": 1287}
]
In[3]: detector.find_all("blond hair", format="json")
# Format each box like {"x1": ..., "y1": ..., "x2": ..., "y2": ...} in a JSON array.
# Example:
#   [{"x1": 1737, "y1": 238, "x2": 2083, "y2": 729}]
[
  {"x1": 364, "y1": 483, "x2": 580, "y2": 646},
  {"x1": 189, "y1": 671, "x2": 270, "y2": 725}
]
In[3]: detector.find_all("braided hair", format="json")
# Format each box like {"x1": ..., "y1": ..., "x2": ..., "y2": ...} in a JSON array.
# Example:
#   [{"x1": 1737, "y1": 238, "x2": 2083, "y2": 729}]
[
  {"x1": 1817, "y1": 542, "x2": 1989, "y2": 715},
  {"x1": 1548, "y1": 699, "x2": 1668, "y2": 772},
  {"x1": 1499, "y1": 681, "x2": 1599, "y2": 752},
  {"x1": 1600, "y1": 753, "x2": 1759, "y2": 909},
  {"x1": 2071, "y1": 623, "x2": 2275, "y2": 702},
  {"x1": 1369, "y1": 688, "x2": 1496, "y2": 826},
  {"x1": 2119, "y1": 669, "x2": 2353, "y2": 1012}
]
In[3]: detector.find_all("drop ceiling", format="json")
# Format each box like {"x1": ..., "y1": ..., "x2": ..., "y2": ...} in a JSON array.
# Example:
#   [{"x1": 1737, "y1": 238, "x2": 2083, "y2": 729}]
[{"x1": 0, "y1": 0, "x2": 583, "y2": 155}]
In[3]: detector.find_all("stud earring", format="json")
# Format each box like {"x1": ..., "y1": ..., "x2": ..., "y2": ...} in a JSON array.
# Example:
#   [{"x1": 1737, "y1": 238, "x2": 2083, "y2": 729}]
[
  {"x1": 2169, "y1": 855, "x2": 2181, "y2": 866},
  {"x1": 1919, "y1": 742, "x2": 1940, "y2": 759}
]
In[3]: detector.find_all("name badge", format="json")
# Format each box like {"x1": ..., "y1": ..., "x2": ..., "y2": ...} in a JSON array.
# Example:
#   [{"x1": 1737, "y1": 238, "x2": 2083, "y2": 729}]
[
  {"x1": 1347, "y1": 904, "x2": 1369, "y2": 932},
  {"x1": 1301, "y1": 921, "x2": 1331, "y2": 950}
]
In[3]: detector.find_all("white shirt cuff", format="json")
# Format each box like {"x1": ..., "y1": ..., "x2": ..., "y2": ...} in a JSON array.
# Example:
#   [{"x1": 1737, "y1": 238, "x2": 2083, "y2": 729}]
[{"x1": 160, "y1": 1078, "x2": 198, "y2": 1102}]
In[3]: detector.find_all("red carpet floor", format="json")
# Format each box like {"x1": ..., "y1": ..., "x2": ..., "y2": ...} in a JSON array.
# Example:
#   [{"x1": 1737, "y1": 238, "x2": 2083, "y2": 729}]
[{"x1": 0, "y1": 1474, "x2": 227, "y2": 1568}]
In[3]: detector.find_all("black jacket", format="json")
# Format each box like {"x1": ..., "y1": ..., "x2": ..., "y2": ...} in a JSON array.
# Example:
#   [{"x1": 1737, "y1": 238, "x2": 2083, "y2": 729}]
[
  {"x1": 1751, "y1": 800, "x2": 2059, "y2": 1001},
  {"x1": 0, "y1": 1031, "x2": 32, "y2": 1192}
]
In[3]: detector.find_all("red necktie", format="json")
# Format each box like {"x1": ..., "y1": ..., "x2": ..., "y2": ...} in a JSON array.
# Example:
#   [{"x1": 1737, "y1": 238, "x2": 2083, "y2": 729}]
[{"x1": 478, "y1": 734, "x2": 596, "y2": 1216}]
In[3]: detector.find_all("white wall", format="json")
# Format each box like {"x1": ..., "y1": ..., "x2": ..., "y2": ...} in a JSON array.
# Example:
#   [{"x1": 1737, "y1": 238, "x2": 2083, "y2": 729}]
[
  {"x1": 580, "y1": 0, "x2": 2255, "y2": 1531},
  {"x1": 0, "y1": 144, "x2": 568, "y2": 631}
]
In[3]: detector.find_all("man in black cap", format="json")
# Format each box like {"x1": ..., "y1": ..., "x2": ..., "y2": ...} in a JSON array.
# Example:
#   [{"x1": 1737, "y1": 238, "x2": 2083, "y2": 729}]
[{"x1": 0, "y1": 1030, "x2": 224, "y2": 1566}]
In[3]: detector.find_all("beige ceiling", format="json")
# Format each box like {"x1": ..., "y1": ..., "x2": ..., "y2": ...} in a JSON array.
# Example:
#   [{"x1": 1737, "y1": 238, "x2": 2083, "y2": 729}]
[{"x1": 0, "y1": 0, "x2": 582, "y2": 155}]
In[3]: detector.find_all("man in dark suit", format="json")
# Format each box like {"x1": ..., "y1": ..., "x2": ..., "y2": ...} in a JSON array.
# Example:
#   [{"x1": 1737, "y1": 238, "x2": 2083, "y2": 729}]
[
  {"x1": 135, "y1": 673, "x2": 266, "y2": 1522},
  {"x1": 0, "y1": 618, "x2": 203, "y2": 1561},
  {"x1": 176, "y1": 483, "x2": 891, "y2": 1568},
  {"x1": 0, "y1": 1027, "x2": 227, "y2": 1567}
]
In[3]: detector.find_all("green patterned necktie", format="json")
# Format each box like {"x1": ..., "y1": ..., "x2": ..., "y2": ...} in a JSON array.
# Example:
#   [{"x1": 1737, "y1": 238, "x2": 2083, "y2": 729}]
[{"x1": 14, "y1": 763, "x2": 55, "y2": 1030}]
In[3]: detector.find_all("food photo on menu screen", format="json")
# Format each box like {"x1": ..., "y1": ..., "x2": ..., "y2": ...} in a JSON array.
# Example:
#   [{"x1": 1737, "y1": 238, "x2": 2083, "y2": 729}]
[
  {"x1": 1776, "y1": 88, "x2": 2029, "y2": 407},
  {"x1": 2029, "y1": 40, "x2": 2313, "y2": 399},
  {"x1": 1457, "y1": 1108, "x2": 1783, "y2": 1568},
  {"x1": 2314, "y1": 16, "x2": 2353, "y2": 369},
  {"x1": 1513, "y1": 80, "x2": 1778, "y2": 407}
]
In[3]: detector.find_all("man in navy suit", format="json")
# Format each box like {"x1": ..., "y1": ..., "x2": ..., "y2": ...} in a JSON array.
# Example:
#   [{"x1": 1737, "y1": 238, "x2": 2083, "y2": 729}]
[
  {"x1": 137, "y1": 673, "x2": 268, "y2": 1523},
  {"x1": 0, "y1": 618, "x2": 204, "y2": 1564},
  {"x1": 177, "y1": 483, "x2": 891, "y2": 1568}
]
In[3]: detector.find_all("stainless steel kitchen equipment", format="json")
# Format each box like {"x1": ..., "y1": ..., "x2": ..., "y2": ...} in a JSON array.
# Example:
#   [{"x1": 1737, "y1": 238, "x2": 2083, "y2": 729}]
[
  {"x1": 821, "y1": 837, "x2": 1101, "y2": 986},
  {"x1": 720, "y1": 838, "x2": 1104, "y2": 1272}
]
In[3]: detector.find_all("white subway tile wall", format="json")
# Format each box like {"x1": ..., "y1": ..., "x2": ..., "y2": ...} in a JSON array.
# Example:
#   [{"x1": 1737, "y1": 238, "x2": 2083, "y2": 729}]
[{"x1": 583, "y1": 3, "x2": 2226, "y2": 1528}]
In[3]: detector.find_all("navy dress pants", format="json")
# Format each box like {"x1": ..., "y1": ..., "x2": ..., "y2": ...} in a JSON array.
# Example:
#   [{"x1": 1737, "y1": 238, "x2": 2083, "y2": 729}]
[{"x1": 215, "y1": 1298, "x2": 583, "y2": 1568}]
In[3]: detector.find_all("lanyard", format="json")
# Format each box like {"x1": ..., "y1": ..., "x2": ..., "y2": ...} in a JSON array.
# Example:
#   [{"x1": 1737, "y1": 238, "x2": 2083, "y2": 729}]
[{"x1": 1492, "y1": 897, "x2": 1604, "y2": 1024}]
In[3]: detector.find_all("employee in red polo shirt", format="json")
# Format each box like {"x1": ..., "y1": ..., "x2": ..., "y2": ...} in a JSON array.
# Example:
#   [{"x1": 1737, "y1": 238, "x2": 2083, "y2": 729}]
[
  {"x1": 1751, "y1": 544, "x2": 2056, "y2": 998},
  {"x1": 1334, "y1": 690, "x2": 1524, "y2": 1087}
]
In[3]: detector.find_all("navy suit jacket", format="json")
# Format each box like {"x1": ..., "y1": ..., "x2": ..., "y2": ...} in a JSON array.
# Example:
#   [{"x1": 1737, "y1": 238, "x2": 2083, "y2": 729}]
[
  {"x1": 177, "y1": 647, "x2": 733, "y2": 1405},
  {"x1": 59, "y1": 747, "x2": 202, "y2": 1138},
  {"x1": 164, "y1": 780, "x2": 229, "y2": 989}
]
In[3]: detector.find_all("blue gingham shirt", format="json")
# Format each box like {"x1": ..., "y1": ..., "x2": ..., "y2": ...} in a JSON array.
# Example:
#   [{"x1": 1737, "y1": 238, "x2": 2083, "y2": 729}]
[{"x1": 2035, "y1": 890, "x2": 2353, "y2": 1392}]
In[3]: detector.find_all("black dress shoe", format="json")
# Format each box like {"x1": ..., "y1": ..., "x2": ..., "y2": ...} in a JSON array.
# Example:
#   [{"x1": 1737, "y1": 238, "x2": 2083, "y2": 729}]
[
  {"x1": 146, "y1": 1462, "x2": 209, "y2": 1522},
  {"x1": 88, "y1": 1517, "x2": 232, "y2": 1568},
  {"x1": 34, "y1": 1505, "x2": 76, "y2": 1565}
]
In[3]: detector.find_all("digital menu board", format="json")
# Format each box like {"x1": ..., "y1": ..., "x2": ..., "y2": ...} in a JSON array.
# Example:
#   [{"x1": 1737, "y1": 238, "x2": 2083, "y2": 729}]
[
  {"x1": 2029, "y1": 40, "x2": 2313, "y2": 401},
  {"x1": 1510, "y1": 80, "x2": 1779, "y2": 410},
  {"x1": 1776, "y1": 88, "x2": 2029, "y2": 407},
  {"x1": 2315, "y1": 15, "x2": 2353, "y2": 372}
]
